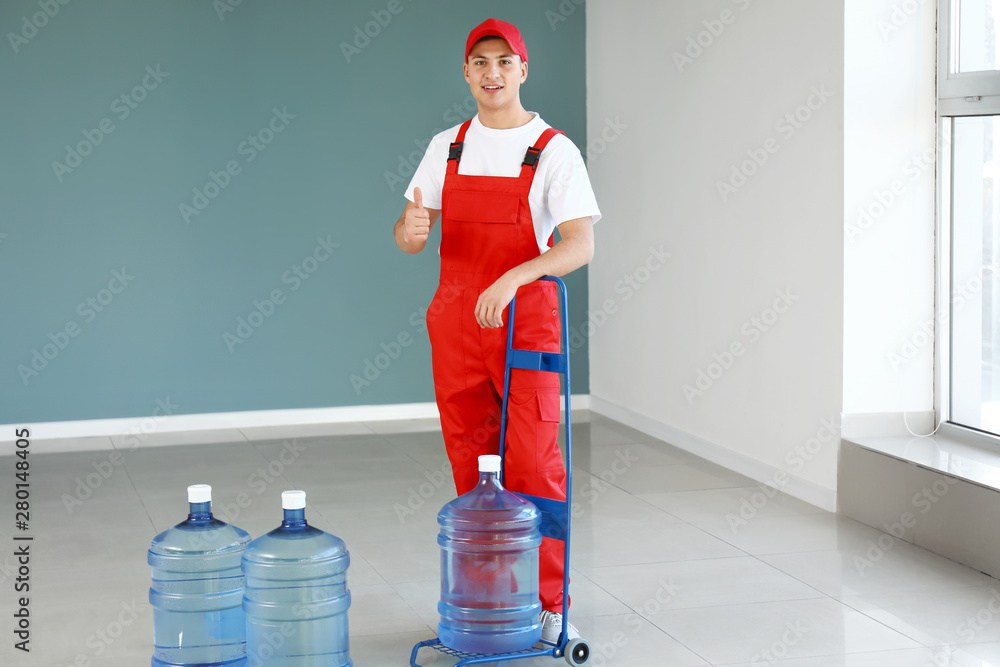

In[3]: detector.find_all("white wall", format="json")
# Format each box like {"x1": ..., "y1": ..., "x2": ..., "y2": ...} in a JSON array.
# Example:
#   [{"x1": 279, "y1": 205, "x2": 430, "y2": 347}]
[
  {"x1": 843, "y1": 0, "x2": 937, "y2": 426},
  {"x1": 586, "y1": 0, "x2": 845, "y2": 509}
]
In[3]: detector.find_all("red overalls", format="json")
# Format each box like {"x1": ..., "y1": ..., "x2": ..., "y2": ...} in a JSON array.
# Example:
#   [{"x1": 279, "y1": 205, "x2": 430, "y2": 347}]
[{"x1": 427, "y1": 119, "x2": 567, "y2": 612}]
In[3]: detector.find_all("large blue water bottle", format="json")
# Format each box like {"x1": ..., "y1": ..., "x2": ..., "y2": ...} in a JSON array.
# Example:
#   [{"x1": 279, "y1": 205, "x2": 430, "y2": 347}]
[
  {"x1": 438, "y1": 454, "x2": 542, "y2": 653},
  {"x1": 242, "y1": 490, "x2": 352, "y2": 666},
  {"x1": 148, "y1": 484, "x2": 251, "y2": 667}
]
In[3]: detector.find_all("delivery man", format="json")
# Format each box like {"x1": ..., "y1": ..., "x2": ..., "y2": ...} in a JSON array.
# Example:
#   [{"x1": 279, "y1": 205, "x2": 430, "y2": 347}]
[{"x1": 393, "y1": 18, "x2": 600, "y2": 643}]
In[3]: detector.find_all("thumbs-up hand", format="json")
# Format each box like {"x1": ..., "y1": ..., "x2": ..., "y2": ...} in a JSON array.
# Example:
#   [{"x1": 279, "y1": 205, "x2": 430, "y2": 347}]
[{"x1": 403, "y1": 186, "x2": 431, "y2": 246}]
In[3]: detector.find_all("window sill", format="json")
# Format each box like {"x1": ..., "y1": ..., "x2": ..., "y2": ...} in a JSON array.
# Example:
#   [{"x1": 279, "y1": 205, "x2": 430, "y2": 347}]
[{"x1": 843, "y1": 423, "x2": 1000, "y2": 493}]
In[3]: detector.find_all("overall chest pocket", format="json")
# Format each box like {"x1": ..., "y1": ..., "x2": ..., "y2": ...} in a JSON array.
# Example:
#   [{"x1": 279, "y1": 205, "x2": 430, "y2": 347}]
[{"x1": 442, "y1": 190, "x2": 522, "y2": 273}]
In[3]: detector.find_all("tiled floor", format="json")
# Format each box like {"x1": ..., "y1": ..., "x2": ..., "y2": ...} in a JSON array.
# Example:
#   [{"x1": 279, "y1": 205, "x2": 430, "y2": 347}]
[{"x1": 3, "y1": 412, "x2": 1000, "y2": 666}]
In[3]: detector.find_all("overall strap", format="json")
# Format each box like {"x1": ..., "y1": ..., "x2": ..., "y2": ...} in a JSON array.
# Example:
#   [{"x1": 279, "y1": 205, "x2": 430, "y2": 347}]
[
  {"x1": 519, "y1": 128, "x2": 565, "y2": 180},
  {"x1": 520, "y1": 128, "x2": 566, "y2": 248},
  {"x1": 445, "y1": 119, "x2": 474, "y2": 176}
]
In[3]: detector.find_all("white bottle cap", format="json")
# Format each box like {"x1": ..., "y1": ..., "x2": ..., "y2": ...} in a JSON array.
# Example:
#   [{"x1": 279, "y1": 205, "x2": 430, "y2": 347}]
[
  {"x1": 282, "y1": 490, "x2": 307, "y2": 510},
  {"x1": 188, "y1": 484, "x2": 212, "y2": 503},
  {"x1": 479, "y1": 455, "x2": 501, "y2": 473}
]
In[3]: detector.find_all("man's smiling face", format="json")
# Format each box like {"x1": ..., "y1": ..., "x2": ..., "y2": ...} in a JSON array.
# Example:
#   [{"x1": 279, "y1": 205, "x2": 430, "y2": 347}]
[{"x1": 464, "y1": 38, "x2": 527, "y2": 114}]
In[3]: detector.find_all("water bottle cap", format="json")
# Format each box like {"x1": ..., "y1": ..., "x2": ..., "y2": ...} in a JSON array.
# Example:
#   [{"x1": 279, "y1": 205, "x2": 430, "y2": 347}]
[
  {"x1": 479, "y1": 455, "x2": 501, "y2": 473},
  {"x1": 282, "y1": 490, "x2": 306, "y2": 509},
  {"x1": 187, "y1": 484, "x2": 211, "y2": 503}
]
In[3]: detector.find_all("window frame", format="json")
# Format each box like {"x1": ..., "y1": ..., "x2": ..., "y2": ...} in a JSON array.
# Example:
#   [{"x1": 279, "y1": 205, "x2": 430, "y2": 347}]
[
  {"x1": 936, "y1": 0, "x2": 1000, "y2": 443},
  {"x1": 939, "y1": 0, "x2": 1000, "y2": 115}
]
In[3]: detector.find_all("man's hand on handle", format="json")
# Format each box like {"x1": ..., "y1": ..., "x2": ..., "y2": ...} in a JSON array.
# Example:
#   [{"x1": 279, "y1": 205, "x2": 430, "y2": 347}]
[
  {"x1": 474, "y1": 216, "x2": 594, "y2": 329},
  {"x1": 475, "y1": 273, "x2": 519, "y2": 328}
]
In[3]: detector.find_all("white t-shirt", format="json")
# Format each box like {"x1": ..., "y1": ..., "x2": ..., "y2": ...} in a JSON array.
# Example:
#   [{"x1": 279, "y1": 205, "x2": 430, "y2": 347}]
[{"x1": 405, "y1": 113, "x2": 601, "y2": 255}]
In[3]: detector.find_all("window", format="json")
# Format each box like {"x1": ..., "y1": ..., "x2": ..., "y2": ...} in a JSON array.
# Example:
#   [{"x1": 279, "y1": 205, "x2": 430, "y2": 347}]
[{"x1": 941, "y1": 1, "x2": 1000, "y2": 436}]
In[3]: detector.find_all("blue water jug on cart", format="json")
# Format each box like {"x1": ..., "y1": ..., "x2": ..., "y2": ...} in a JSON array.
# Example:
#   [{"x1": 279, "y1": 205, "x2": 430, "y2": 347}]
[
  {"x1": 242, "y1": 490, "x2": 352, "y2": 666},
  {"x1": 438, "y1": 454, "x2": 542, "y2": 654},
  {"x1": 148, "y1": 484, "x2": 251, "y2": 666}
]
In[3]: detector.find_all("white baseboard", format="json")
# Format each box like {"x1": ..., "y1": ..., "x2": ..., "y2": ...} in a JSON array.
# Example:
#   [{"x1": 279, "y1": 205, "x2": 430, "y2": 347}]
[
  {"x1": 0, "y1": 395, "x2": 592, "y2": 446},
  {"x1": 588, "y1": 395, "x2": 837, "y2": 512}
]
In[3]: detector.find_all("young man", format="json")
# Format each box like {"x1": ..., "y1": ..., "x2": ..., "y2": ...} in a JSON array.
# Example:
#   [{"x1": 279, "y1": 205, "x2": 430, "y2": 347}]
[{"x1": 394, "y1": 18, "x2": 600, "y2": 642}]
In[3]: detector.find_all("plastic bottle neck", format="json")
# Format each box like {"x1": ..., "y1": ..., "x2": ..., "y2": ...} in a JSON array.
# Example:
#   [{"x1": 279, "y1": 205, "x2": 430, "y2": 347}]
[
  {"x1": 478, "y1": 470, "x2": 502, "y2": 488},
  {"x1": 282, "y1": 508, "x2": 307, "y2": 527},
  {"x1": 187, "y1": 501, "x2": 212, "y2": 521}
]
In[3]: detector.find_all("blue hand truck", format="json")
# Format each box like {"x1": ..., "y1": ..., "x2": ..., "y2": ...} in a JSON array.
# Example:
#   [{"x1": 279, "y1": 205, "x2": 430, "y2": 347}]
[{"x1": 410, "y1": 276, "x2": 590, "y2": 667}]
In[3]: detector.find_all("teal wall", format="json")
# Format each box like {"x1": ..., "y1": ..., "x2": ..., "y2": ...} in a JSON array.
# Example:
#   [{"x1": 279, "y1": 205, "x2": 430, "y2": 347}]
[{"x1": 0, "y1": 0, "x2": 589, "y2": 423}]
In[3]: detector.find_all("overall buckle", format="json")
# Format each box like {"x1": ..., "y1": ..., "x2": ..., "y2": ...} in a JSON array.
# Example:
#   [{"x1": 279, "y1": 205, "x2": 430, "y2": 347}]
[{"x1": 522, "y1": 146, "x2": 542, "y2": 170}]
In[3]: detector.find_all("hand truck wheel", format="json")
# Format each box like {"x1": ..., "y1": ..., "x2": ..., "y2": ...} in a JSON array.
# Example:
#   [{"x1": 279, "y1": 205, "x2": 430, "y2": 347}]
[{"x1": 564, "y1": 638, "x2": 591, "y2": 665}]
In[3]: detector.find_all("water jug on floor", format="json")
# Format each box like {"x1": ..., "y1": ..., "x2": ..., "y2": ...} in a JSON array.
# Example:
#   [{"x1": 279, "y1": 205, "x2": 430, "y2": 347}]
[
  {"x1": 242, "y1": 490, "x2": 352, "y2": 666},
  {"x1": 437, "y1": 454, "x2": 542, "y2": 654},
  {"x1": 148, "y1": 484, "x2": 251, "y2": 667}
]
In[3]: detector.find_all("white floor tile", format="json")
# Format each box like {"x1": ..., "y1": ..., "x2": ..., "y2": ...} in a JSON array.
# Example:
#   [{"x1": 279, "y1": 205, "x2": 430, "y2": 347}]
[
  {"x1": 717, "y1": 646, "x2": 967, "y2": 666},
  {"x1": 572, "y1": 613, "x2": 710, "y2": 666},
  {"x1": 761, "y1": 543, "x2": 999, "y2": 597},
  {"x1": 586, "y1": 557, "x2": 823, "y2": 613},
  {"x1": 691, "y1": 513, "x2": 896, "y2": 556},
  {"x1": 839, "y1": 585, "x2": 1000, "y2": 647},
  {"x1": 348, "y1": 583, "x2": 429, "y2": 637},
  {"x1": 639, "y1": 486, "x2": 827, "y2": 523},
  {"x1": 649, "y1": 597, "x2": 921, "y2": 665}
]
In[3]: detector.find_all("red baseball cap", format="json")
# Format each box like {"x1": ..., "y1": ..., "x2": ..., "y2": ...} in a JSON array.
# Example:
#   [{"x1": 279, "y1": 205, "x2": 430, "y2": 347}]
[{"x1": 465, "y1": 18, "x2": 528, "y2": 63}]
